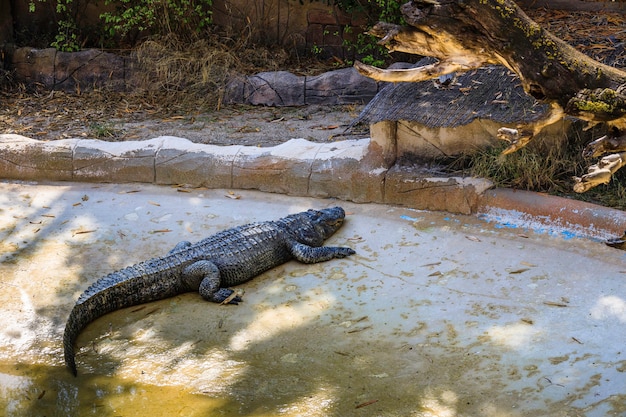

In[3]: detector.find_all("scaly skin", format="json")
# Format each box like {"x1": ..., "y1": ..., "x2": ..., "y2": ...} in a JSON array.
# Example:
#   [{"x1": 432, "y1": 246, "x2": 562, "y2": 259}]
[{"x1": 63, "y1": 207, "x2": 355, "y2": 376}]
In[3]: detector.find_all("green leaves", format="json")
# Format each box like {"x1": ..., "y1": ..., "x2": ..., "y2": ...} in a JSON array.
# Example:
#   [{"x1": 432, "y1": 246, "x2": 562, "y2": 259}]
[{"x1": 100, "y1": 0, "x2": 213, "y2": 43}]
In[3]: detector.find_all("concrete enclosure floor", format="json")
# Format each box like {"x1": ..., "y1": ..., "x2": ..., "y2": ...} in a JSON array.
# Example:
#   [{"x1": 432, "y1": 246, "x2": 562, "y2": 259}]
[{"x1": 0, "y1": 181, "x2": 624, "y2": 416}]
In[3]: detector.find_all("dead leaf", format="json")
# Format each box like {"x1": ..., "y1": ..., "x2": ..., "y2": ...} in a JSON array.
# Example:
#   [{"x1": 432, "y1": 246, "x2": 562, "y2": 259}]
[
  {"x1": 543, "y1": 301, "x2": 568, "y2": 308},
  {"x1": 465, "y1": 235, "x2": 481, "y2": 242},
  {"x1": 506, "y1": 268, "x2": 530, "y2": 274},
  {"x1": 355, "y1": 399, "x2": 379, "y2": 409},
  {"x1": 72, "y1": 229, "x2": 96, "y2": 236}
]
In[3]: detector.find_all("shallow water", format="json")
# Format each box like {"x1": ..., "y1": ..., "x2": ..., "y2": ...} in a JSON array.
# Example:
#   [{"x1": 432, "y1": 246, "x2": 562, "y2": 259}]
[{"x1": 0, "y1": 182, "x2": 625, "y2": 416}]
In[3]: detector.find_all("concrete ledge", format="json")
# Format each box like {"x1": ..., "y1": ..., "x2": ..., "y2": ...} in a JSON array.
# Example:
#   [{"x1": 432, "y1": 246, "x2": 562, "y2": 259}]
[
  {"x1": 73, "y1": 138, "x2": 160, "y2": 183},
  {"x1": 0, "y1": 134, "x2": 74, "y2": 180},
  {"x1": 155, "y1": 137, "x2": 241, "y2": 188},
  {"x1": 477, "y1": 188, "x2": 626, "y2": 239},
  {"x1": 384, "y1": 164, "x2": 493, "y2": 215},
  {"x1": 232, "y1": 139, "x2": 320, "y2": 194},
  {"x1": 1, "y1": 134, "x2": 624, "y2": 240}
]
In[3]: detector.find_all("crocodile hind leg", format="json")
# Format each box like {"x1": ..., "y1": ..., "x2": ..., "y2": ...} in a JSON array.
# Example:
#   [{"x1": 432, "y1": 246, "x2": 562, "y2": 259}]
[{"x1": 182, "y1": 260, "x2": 243, "y2": 304}]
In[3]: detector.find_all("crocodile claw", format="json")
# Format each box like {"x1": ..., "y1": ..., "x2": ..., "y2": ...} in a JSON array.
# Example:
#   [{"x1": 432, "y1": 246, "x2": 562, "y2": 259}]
[{"x1": 215, "y1": 288, "x2": 243, "y2": 305}]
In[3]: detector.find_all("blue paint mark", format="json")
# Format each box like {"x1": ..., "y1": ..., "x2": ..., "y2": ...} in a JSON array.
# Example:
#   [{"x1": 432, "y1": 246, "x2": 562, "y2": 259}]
[
  {"x1": 400, "y1": 215, "x2": 419, "y2": 222},
  {"x1": 560, "y1": 230, "x2": 578, "y2": 240}
]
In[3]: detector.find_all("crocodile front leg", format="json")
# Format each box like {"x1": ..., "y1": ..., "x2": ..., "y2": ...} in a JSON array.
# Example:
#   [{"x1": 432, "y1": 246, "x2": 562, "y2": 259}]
[
  {"x1": 182, "y1": 260, "x2": 242, "y2": 304},
  {"x1": 289, "y1": 241, "x2": 355, "y2": 263}
]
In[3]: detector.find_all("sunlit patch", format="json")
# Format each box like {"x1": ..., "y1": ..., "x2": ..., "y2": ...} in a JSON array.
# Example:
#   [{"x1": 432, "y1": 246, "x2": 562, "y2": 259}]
[
  {"x1": 590, "y1": 295, "x2": 626, "y2": 322},
  {"x1": 277, "y1": 385, "x2": 336, "y2": 415},
  {"x1": 117, "y1": 344, "x2": 247, "y2": 393},
  {"x1": 419, "y1": 388, "x2": 459, "y2": 417},
  {"x1": 0, "y1": 372, "x2": 34, "y2": 415},
  {"x1": 485, "y1": 323, "x2": 541, "y2": 348},
  {"x1": 228, "y1": 297, "x2": 333, "y2": 351}
]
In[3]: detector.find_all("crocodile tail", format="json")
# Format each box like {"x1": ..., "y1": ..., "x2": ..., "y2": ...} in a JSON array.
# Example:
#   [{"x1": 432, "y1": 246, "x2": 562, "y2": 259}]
[
  {"x1": 63, "y1": 258, "x2": 185, "y2": 376},
  {"x1": 63, "y1": 303, "x2": 88, "y2": 377},
  {"x1": 63, "y1": 281, "x2": 127, "y2": 376}
]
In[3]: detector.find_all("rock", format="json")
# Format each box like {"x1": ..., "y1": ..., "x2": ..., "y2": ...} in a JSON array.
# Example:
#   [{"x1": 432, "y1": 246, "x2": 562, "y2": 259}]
[
  {"x1": 54, "y1": 49, "x2": 127, "y2": 91},
  {"x1": 11, "y1": 47, "x2": 56, "y2": 87},
  {"x1": 245, "y1": 71, "x2": 305, "y2": 106},
  {"x1": 11, "y1": 47, "x2": 131, "y2": 91},
  {"x1": 305, "y1": 67, "x2": 378, "y2": 105}
]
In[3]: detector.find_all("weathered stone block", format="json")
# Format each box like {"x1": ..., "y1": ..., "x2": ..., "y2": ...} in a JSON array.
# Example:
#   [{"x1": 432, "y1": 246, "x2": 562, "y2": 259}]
[
  {"x1": 334, "y1": 7, "x2": 352, "y2": 25},
  {"x1": 306, "y1": 23, "x2": 324, "y2": 47},
  {"x1": 305, "y1": 67, "x2": 378, "y2": 105},
  {"x1": 309, "y1": 139, "x2": 385, "y2": 203},
  {"x1": 0, "y1": 134, "x2": 75, "y2": 181},
  {"x1": 11, "y1": 47, "x2": 56, "y2": 87},
  {"x1": 156, "y1": 137, "x2": 240, "y2": 188},
  {"x1": 232, "y1": 139, "x2": 319, "y2": 195},
  {"x1": 222, "y1": 75, "x2": 246, "y2": 105},
  {"x1": 55, "y1": 49, "x2": 126, "y2": 91},
  {"x1": 307, "y1": 8, "x2": 336, "y2": 25},
  {"x1": 73, "y1": 138, "x2": 159, "y2": 183},
  {"x1": 384, "y1": 164, "x2": 493, "y2": 214},
  {"x1": 245, "y1": 71, "x2": 305, "y2": 106},
  {"x1": 323, "y1": 25, "x2": 343, "y2": 46}
]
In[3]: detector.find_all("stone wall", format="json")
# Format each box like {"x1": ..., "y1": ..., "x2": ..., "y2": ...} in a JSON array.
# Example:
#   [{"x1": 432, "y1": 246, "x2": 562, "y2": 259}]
[
  {"x1": 212, "y1": 0, "x2": 367, "y2": 59},
  {"x1": 2, "y1": 0, "x2": 370, "y2": 60}
]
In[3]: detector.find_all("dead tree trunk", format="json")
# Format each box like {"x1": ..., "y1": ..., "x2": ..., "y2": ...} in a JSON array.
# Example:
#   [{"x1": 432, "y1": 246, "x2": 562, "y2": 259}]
[{"x1": 355, "y1": 0, "x2": 626, "y2": 193}]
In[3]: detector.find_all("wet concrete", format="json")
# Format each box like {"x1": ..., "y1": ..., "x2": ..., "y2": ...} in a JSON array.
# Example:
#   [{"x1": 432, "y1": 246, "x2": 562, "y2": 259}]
[{"x1": 0, "y1": 181, "x2": 625, "y2": 416}]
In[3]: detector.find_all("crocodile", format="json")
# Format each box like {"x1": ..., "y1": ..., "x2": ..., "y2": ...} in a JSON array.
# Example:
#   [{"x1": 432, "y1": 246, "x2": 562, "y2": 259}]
[{"x1": 63, "y1": 206, "x2": 355, "y2": 376}]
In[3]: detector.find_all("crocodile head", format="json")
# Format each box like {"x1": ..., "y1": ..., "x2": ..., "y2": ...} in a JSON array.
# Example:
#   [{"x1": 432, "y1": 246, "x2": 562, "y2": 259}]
[{"x1": 288, "y1": 206, "x2": 347, "y2": 247}]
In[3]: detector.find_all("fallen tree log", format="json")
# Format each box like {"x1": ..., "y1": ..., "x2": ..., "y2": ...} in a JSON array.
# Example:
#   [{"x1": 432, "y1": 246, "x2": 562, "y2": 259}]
[{"x1": 355, "y1": 0, "x2": 626, "y2": 193}]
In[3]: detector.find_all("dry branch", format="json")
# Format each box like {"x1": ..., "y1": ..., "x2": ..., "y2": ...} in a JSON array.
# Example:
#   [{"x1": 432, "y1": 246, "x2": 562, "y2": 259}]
[{"x1": 355, "y1": 0, "x2": 626, "y2": 192}]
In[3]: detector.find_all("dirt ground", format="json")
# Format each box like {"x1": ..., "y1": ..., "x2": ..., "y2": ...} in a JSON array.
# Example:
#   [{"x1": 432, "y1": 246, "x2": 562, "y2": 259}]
[{"x1": 0, "y1": 90, "x2": 368, "y2": 147}]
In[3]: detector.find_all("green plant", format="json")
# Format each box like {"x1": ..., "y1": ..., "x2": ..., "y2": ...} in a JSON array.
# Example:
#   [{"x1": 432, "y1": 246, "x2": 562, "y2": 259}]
[
  {"x1": 89, "y1": 122, "x2": 118, "y2": 138},
  {"x1": 298, "y1": 0, "x2": 404, "y2": 66},
  {"x1": 101, "y1": 0, "x2": 213, "y2": 43},
  {"x1": 311, "y1": 44, "x2": 324, "y2": 55},
  {"x1": 28, "y1": 0, "x2": 87, "y2": 51}
]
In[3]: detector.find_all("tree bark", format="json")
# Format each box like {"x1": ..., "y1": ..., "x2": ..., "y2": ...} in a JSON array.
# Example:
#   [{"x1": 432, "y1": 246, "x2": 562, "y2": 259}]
[{"x1": 355, "y1": 0, "x2": 626, "y2": 193}]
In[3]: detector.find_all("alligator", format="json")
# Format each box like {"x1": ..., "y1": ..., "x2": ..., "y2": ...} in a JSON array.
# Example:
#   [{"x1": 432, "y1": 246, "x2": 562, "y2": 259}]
[{"x1": 63, "y1": 207, "x2": 355, "y2": 376}]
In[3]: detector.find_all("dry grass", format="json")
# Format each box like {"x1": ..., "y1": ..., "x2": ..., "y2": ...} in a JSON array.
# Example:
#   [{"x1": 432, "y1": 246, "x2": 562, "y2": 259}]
[
  {"x1": 128, "y1": 29, "x2": 291, "y2": 109},
  {"x1": 445, "y1": 124, "x2": 626, "y2": 209}
]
